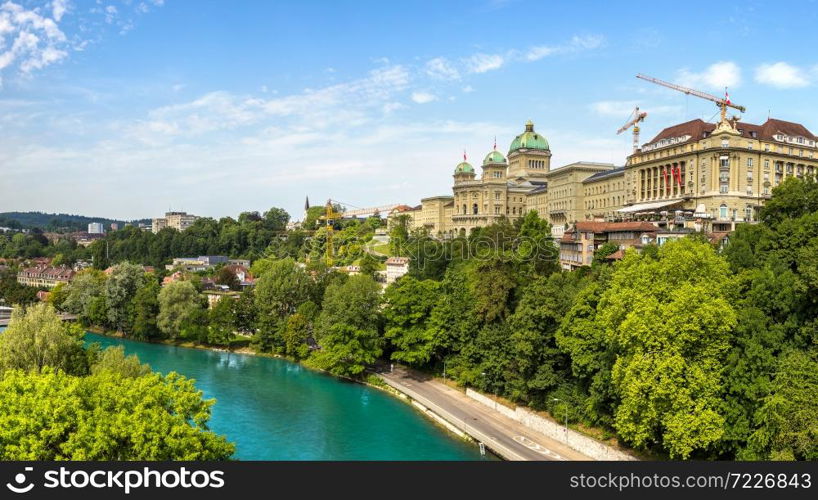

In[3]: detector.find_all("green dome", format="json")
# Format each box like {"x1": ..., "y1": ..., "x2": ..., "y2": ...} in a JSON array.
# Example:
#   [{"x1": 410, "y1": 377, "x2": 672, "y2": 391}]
[
  {"x1": 508, "y1": 120, "x2": 549, "y2": 153},
  {"x1": 483, "y1": 150, "x2": 507, "y2": 165},
  {"x1": 454, "y1": 161, "x2": 474, "y2": 174}
]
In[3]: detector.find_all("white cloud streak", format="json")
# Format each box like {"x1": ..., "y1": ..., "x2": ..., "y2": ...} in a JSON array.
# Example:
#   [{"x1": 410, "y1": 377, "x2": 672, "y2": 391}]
[
  {"x1": 676, "y1": 61, "x2": 742, "y2": 90},
  {"x1": 755, "y1": 62, "x2": 811, "y2": 89}
]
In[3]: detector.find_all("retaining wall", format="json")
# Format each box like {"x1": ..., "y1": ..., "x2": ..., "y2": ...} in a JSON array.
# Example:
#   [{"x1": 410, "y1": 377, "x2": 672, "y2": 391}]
[{"x1": 465, "y1": 389, "x2": 636, "y2": 461}]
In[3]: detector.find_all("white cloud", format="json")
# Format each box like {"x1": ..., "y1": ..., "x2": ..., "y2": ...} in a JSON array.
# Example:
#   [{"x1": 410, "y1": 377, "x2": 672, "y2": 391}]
[
  {"x1": 52, "y1": 0, "x2": 67, "y2": 22},
  {"x1": 676, "y1": 61, "x2": 742, "y2": 90},
  {"x1": 526, "y1": 34, "x2": 605, "y2": 61},
  {"x1": 128, "y1": 65, "x2": 412, "y2": 142},
  {"x1": 589, "y1": 100, "x2": 682, "y2": 118},
  {"x1": 464, "y1": 53, "x2": 504, "y2": 73},
  {"x1": 755, "y1": 62, "x2": 810, "y2": 89},
  {"x1": 462, "y1": 85, "x2": 474, "y2": 93},
  {"x1": 411, "y1": 91, "x2": 436, "y2": 104},
  {"x1": 425, "y1": 57, "x2": 459, "y2": 80},
  {"x1": 0, "y1": 2, "x2": 69, "y2": 79}
]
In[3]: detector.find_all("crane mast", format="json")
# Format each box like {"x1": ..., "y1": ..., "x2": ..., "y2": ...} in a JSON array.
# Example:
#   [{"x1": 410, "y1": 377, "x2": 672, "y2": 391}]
[
  {"x1": 636, "y1": 73, "x2": 746, "y2": 124},
  {"x1": 617, "y1": 106, "x2": 648, "y2": 154}
]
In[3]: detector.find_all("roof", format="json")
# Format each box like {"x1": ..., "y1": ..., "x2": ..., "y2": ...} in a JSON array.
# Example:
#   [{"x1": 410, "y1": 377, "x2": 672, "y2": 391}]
[
  {"x1": 605, "y1": 249, "x2": 625, "y2": 260},
  {"x1": 572, "y1": 221, "x2": 658, "y2": 233},
  {"x1": 385, "y1": 257, "x2": 410, "y2": 266},
  {"x1": 643, "y1": 117, "x2": 818, "y2": 150},
  {"x1": 546, "y1": 162, "x2": 615, "y2": 177},
  {"x1": 454, "y1": 161, "x2": 475, "y2": 174},
  {"x1": 582, "y1": 166, "x2": 626, "y2": 183},
  {"x1": 509, "y1": 120, "x2": 550, "y2": 153},
  {"x1": 483, "y1": 150, "x2": 507, "y2": 165}
]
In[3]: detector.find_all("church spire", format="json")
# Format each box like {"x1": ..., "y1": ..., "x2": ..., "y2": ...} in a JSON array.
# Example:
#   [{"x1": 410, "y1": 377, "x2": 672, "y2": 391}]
[{"x1": 304, "y1": 196, "x2": 310, "y2": 211}]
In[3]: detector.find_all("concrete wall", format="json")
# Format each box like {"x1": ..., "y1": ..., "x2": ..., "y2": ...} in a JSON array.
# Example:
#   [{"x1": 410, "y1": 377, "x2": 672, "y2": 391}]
[{"x1": 466, "y1": 389, "x2": 637, "y2": 461}]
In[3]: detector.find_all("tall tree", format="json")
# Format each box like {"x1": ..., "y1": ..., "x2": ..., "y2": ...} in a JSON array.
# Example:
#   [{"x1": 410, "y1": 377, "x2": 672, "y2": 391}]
[
  {"x1": 383, "y1": 277, "x2": 441, "y2": 366},
  {"x1": 0, "y1": 303, "x2": 88, "y2": 376},
  {"x1": 157, "y1": 280, "x2": 205, "y2": 340},
  {"x1": 312, "y1": 275, "x2": 382, "y2": 376},
  {"x1": 104, "y1": 262, "x2": 147, "y2": 334}
]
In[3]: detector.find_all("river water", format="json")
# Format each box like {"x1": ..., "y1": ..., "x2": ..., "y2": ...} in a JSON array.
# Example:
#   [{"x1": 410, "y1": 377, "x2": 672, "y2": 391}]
[{"x1": 85, "y1": 333, "x2": 489, "y2": 460}]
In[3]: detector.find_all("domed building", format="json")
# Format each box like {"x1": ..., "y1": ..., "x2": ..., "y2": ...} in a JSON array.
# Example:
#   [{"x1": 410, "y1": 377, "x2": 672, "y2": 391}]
[
  {"x1": 393, "y1": 120, "x2": 620, "y2": 239},
  {"x1": 448, "y1": 121, "x2": 555, "y2": 236}
]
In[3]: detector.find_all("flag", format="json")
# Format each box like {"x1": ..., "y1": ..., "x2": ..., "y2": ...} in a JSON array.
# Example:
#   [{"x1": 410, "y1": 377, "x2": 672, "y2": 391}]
[
  {"x1": 724, "y1": 87, "x2": 731, "y2": 105},
  {"x1": 463, "y1": 150, "x2": 467, "y2": 161},
  {"x1": 493, "y1": 136, "x2": 497, "y2": 150}
]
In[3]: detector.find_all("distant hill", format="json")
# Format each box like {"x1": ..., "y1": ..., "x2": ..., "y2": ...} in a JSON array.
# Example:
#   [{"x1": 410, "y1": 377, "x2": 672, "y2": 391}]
[{"x1": 0, "y1": 211, "x2": 150, "y2": 232}]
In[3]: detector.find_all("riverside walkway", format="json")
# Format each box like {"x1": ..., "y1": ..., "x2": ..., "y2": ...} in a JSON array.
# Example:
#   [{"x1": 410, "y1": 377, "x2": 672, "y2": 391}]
[
  {"x1": 378, "y1": 366, "x2": 590, "y2": 461},
  {"x1": 0, "y1": 313, "x2": 76, "y2": 327}
]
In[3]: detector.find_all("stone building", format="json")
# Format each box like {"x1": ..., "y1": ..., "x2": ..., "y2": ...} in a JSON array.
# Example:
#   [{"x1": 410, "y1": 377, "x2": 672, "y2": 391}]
[
  {"x1": 397, "y1": 114, "x2": 818, "y2": 239},
  {"x1": 621, "y1": 116, "x2": 818, "y2": 231}
]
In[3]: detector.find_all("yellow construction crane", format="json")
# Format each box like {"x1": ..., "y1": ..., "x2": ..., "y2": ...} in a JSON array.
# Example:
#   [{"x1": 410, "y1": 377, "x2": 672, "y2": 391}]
[
  {"x1": 318, "y1": 199, "x2": 341, "y2": 266},
  {"x1": 636, "y1": 73, "x2": 746, "y2": 124},
  {"x1": 617, "y1": 106, "x2": 648, "y2": 155}
]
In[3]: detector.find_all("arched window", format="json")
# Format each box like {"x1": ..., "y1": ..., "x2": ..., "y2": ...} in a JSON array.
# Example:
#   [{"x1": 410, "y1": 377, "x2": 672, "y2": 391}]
[
  {"x1": 462, "y1": 204, "x2": 466, "y2": 214},
  {"x1": 719, "y1": 204, "x2": 728, "y2": 219},
  {"x1": 472, "y1": 203, "x2": 478, "y2": 215}
]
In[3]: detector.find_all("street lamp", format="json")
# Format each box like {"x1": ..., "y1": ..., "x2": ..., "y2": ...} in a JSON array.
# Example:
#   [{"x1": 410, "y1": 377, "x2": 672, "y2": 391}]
[{"x1": 551, "y1": 398, "x2": 568, "y2": 432}]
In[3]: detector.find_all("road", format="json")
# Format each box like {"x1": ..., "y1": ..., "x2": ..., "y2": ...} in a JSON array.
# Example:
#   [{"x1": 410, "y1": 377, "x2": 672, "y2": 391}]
[{"x1": 378, "y1": 366, "x2": 590, "y2": 461}]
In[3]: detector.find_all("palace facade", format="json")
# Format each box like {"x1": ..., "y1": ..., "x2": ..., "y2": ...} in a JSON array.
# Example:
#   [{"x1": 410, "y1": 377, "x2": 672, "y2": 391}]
[{"x1": 392, "y1": 115, "x2": 818, "y2": 238}]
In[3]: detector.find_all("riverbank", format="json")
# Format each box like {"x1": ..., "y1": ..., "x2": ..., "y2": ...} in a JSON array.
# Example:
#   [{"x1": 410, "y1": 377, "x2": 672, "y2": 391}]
[{"x1": 85, "y1": 328, "x2": 486, "y2": 454}]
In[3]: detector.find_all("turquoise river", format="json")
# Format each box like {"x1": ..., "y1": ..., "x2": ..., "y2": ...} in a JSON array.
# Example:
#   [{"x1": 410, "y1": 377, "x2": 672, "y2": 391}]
[{"x1": 85, "y1": 333, "x2": 490, "y2": 460}]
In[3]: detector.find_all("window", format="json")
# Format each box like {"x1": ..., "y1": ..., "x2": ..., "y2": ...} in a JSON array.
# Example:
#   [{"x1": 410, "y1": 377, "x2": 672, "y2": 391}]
[
  {"x1": 720, "y1": 204, "x2": 728, "y2": 219},
  {"x1": 747, "y1": 141, "x2": 753, "y2": 150},
  {"x1": 747, "y1": 158, "x2": 753, "y2": 168},
  {"x1": 494, "y1": 191, "x2": 500, "y2": 200},
  {"x1": 764, "y1": 159, "x2": 769, "y2": 169},
  {"x1": 472, "y1": 204, "x2": 478, "y2": 215},
  {"x1": 722, "y1": 138, "x2": 729, "y2": 148},
  {"x1": 745, "y1": 206, "x2": 753, "y2": 221}
]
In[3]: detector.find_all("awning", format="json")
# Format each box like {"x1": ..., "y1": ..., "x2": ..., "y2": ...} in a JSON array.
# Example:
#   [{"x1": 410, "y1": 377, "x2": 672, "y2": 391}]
[{"x1": 617, "y1": 200, "x2": 684, "y2": 213}]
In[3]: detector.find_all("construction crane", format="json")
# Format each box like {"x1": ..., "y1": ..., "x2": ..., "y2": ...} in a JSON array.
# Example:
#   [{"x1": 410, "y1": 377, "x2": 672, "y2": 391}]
[
  {"x1": 617, "y1": 106, "x2": 648, "y2": 154},
  {"x1": 636, "y1": 73, "x2": 746, "y2": 124},
  {"x1": 316, "y1": 198, "x2": 399, "y2": 266},
  {"x1": 318, "y1": 199, "x2": 341, "y2": 266}
]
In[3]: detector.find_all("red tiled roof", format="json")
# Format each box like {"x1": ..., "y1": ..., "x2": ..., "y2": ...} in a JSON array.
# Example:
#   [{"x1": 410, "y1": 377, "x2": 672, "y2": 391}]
[{"x1": 644, "y1": 118, "x2": 817, "y2": 149}]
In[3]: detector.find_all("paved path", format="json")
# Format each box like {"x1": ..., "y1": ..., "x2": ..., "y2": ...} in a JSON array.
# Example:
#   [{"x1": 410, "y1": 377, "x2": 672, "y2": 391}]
[{"x1": 378, "y1": 367, "x2": 590, "y2": 461}]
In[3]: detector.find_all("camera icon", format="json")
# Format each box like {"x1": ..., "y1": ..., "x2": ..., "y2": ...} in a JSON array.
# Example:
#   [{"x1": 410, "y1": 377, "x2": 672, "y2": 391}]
[{"x1": 6, "y1": 467, "x2": 34, "y2": 494}]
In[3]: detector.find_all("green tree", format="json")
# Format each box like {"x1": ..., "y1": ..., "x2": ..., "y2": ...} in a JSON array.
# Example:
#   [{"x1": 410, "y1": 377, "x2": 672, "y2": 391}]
[
  {"x1": 0, "y1": 303, "x2": 88, "y2": 376},
  {"x1": 207, "y1": 297, "x2": 236, "y2": 346},
  {"x1": 132, "y1": 280, "x2": 161, "y2": 340},
  {"x1": 0, "y1": 369, "x2": 235, "y2": 460},
  {"x1": 157, "y1": 281, "x2": 205, "y2": 340},
  {"x1": 507, "y1": 272, "x2": 587, "y2": 406},
  {"x1": 383, "y1": 277, "x2": 441, "y2": 366},
  {"x1": 593, "y1": 239, "x2": 737, "y2": 458},
  {"x1": 747, "y1": 350, "x2": 818, "y2": 460},
  {"x1": 514, "y1": 210, "x2": 558, "y2": 276},
  {"x1": 62, "y1": 269, "x2": 107, "y2": 322},
  {"x1": 215, "y1": 266, "x2": 240, "y2": 290},
  {"x1": 253, "y1": 258, "x2": 313, "y2": 352},
  {"x1": 104, "y1": 262, "x2": 147, "y2": 333},
  {"x1": 312, "y1": 275, "x2": 382, "y2": 377},
  {"x1": 91, "y1": 346, "x2": 152, "y2": 378}
]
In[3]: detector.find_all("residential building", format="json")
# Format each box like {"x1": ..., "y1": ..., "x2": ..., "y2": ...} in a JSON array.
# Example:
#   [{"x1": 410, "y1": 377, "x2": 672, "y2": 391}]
[
  {"x1": 87, "y1": 222, "x2": 104, "y2": 234},
  {"x1": 151, "y1": 211, "x2": 199, "y2": 233},
  {"x1": 559, "y1": 221, "x2": 657, "y2": 270},
  {"x1": 385, "y1": 257, "x2": 410, "y2": 285},
  {"x1": 17, "y1": 265, "x2": 76, "y2": 288},
  {"x1": 166, "y1": 255, "x2": 229, "y2": 272}
]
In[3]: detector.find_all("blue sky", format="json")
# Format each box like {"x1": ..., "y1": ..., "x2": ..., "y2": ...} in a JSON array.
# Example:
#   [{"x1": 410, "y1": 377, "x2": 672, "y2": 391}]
[{"x1": 2, "y1": 0, "x2": 818, "y2": 220}]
